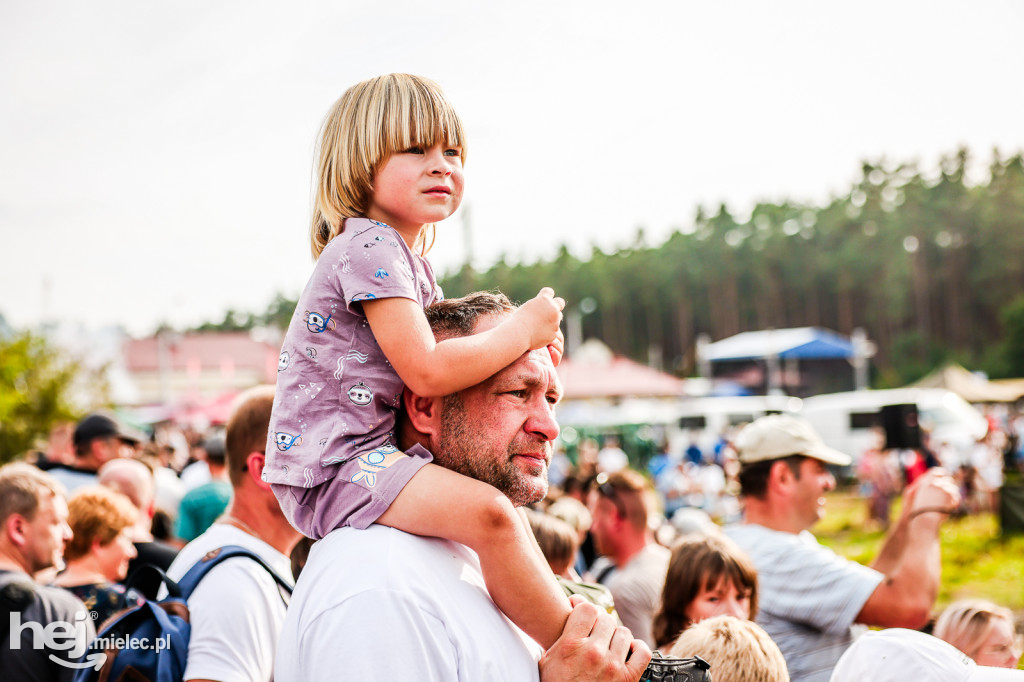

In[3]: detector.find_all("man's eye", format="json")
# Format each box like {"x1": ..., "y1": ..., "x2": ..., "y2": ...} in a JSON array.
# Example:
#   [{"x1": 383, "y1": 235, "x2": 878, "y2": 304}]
[
  {"x1": 546, "y1": 395, "x2": 559, "y2": 405},
  {"x1": 507, "y1": 390, "x2": 526, "y2": 398}
]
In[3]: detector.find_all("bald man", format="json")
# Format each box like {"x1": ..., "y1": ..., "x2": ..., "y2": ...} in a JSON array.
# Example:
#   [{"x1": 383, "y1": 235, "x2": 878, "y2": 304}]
[{"x1": 98, "y1": 458, "x2": 178, "y2": 599}]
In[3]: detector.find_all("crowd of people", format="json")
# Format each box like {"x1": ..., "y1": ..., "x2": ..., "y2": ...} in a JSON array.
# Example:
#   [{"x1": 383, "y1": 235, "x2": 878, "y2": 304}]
[
  {"x1": 3, "y1": 71, "x2": 1023, "y2": 681},
  {"x1": 4, "y1": 316, "x2": 1023, "y2": 681}
]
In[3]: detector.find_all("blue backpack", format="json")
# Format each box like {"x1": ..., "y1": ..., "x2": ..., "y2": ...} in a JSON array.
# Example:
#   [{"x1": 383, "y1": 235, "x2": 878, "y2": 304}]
[{"x1": 73, "y1": 545, "x2": 293, "y2": 682}]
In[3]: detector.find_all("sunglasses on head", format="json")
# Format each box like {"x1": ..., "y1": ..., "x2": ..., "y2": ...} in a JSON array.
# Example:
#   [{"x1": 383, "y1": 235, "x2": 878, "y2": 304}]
[{"x1": 595, "y1": 472, "x2": 627, "y2": 517}]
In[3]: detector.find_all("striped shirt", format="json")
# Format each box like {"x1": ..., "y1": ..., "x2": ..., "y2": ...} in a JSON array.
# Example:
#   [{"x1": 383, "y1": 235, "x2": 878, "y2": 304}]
[{"x1": 725, "y1": 524, "x2": 883, "y2": 682}]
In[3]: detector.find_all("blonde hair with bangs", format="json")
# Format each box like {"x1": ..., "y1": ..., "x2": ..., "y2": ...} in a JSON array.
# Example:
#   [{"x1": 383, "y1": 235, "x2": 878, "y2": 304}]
[
  {"x1": 933, "y1": 599, "x2": 1016, "y2": 662},
  {"x1": 310, "y1": 73, "x2": 467, "y2": 259}
]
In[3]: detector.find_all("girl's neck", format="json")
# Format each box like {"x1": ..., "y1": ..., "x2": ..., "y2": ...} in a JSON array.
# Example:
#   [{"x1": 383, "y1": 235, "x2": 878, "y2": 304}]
[{"x1": 362, "y1": 214, "x2": 424, "y2": 249}]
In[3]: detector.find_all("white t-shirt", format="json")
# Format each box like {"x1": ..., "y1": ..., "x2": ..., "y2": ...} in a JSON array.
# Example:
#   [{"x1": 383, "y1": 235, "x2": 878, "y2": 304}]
[
  {"x1": 165, "y1": 524, "x2": 293, "y2": 682},
  {"x1": 725, "y1": 523, "x2": 883, "y2": 682},
  {"x1": 276, "y1": 525, "x2": 543, "y2": 682}
]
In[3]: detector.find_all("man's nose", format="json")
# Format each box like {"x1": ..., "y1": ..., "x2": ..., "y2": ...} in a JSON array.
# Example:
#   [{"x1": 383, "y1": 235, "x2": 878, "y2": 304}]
[{"x1": 526, "y1": 402, "x2": 560, "y2": 442}]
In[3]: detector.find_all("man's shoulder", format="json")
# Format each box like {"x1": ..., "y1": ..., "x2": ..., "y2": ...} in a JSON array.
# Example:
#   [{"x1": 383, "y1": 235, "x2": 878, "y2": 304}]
[
  {"x1": 167, "y1": 525, "x2": 292, "y2": 589},
  {"x1": 725, "y1": 523, "x2": 820, "y2": 553},
  {"x1": 298, "y1": 527, "x2": 479, "y2": 609},
  {"x1": 0, "y1": 570, "x2": 91, "y2": 622}
]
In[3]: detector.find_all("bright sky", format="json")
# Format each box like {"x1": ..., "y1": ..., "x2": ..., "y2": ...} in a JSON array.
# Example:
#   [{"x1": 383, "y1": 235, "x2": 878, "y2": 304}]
[{"x1": 2, "y1": 1, "x2": 1022, "y2": 337}]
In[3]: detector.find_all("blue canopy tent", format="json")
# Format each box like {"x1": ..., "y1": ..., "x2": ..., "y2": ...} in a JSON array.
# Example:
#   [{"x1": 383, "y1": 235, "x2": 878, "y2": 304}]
[{"x1": 700, "y1": 327, "x2": 871, "y2": 396}]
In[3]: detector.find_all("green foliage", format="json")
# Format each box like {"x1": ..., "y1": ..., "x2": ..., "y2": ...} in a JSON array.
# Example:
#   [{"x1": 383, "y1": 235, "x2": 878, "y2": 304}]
[
  {"x1": 437, "y1": 147, "x2": 1024, "y2": 386},
  {"x1": 183, "y1": 148, "x2": 1024, "y2": 386},
  {"x1": 0, "y1": 332, "x2": 81, "y2": 464},
  {"x1": 996, "y1": 294, "x2": 1024, "y2": 378},
  {"x1": 817, "y1": 490, "x2": 1024, "y2": 612}
]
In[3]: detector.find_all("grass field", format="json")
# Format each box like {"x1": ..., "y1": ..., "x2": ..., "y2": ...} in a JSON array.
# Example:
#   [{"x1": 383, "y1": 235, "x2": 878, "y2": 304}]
[{"x1": 815, "y1": 489, "x2": 1024, "y2": 617}]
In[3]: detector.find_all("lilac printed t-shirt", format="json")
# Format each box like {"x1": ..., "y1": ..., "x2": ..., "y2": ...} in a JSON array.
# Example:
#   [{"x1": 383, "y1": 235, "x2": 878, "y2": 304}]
[{"x1": 266, "y1": 218, "x2": 441, "y2": 537}]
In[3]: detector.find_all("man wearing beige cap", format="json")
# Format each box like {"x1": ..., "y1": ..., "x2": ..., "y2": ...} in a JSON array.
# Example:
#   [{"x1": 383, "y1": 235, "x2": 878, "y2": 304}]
[{"x1": 724, "y1": 414, "x2": 960, "y2": 682}]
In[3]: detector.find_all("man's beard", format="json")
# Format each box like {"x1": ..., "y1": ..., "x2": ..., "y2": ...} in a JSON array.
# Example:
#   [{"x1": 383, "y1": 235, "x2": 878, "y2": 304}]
[{"x1": 435, "y1": 393, "x2": 548, "y2": 507}]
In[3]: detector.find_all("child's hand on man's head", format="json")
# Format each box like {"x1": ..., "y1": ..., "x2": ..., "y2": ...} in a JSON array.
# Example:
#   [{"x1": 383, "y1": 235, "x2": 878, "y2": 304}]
[
  {"x1": 547, "y1": 329, "x2": 565, "y2": 367},
  {"x1": 514, "y1": 287, "x2": 566, "y2": 351}
]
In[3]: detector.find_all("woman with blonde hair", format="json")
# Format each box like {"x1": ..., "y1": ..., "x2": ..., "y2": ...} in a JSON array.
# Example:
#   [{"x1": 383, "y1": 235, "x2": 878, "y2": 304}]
[
  {"x1": 933, "y1": 598, "x2": 1022, "y2": 668},
  {"x1": 52, "y1": 486, "x2": 143, "y2": 625}
]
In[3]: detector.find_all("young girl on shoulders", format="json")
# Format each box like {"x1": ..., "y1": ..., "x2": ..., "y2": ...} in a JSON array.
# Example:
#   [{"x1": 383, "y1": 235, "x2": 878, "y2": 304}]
[{"x1": 266, "y1": 73, "x2": 571, "y2": 646}]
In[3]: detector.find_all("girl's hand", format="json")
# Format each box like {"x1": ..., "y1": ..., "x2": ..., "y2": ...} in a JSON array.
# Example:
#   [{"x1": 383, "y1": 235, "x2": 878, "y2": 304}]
[
  {"x1": 513, "y1": 288, "x2": 565, "y2": 351},
  {"x1": 547, "y1": 329, "x2": 565, "y2": 367}
]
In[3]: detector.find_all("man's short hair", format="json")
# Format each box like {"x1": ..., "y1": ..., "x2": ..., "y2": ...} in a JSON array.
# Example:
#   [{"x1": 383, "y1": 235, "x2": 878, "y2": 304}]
[
  {"x1": 202, "y1": 435, "x2": 227, "y2": 466},
  {"x1": 225, "y1": 385, "x2": 275, "y2": 487},
  {"x1": 594, "y1": 468, "x2": 656, "y2": 533},
  {"x1": 98, "y1": 458, "x2": 155, "y2": 510},
  {"x1": 670, "y1": 615, "x2": 789, "y2": 682},
  {"x1": 424, "y1": 291, "x2": 515, "y2": 339},
  {"x1": 737, "y1": 455, "x2": 804, "y2": 500},
  {"x1": 64, "y1": 486, "x2": 137, "y2": 562},
  {"x1": 0, "y1": 462, "x2": 65, "y2": 526}
]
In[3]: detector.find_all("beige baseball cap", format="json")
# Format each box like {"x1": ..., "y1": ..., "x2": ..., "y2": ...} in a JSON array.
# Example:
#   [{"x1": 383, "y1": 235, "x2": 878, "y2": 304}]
[{"x1": 735, "y1": 414, "x2": 851, "y2": 466}]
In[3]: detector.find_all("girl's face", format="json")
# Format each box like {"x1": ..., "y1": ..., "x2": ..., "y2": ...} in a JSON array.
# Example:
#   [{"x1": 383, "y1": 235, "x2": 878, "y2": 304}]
[
  {"x1": 366, "y1": 142, "x2": 464, "y2": 245},
  {"x1": 684, "y1": 576, "x2": 752, "y2": 625},
  {"x1": 972, "y1": 618, "x2": 1022, "y2": 669}
]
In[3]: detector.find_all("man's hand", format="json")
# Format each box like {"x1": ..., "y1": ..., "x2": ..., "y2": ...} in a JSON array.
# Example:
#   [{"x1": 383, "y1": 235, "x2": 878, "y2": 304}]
[
  {"x1": 539, "y1": 597, "x2": 652, "y2": 682},
  {"x1": 903, "y1": 467, "x2": 961, "y2": 518}
]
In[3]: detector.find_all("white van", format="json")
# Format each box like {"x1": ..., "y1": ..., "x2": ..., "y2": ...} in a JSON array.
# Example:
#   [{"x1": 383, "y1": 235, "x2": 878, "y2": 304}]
[
  {"x1": 667, "y1": 394, "x2": 804, "y2": 455},
  {"x1": 799, "y1": 388, "x2": 988, "y2": 465}
]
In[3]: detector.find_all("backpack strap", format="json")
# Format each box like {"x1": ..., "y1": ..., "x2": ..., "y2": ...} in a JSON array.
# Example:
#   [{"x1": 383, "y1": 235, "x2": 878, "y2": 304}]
[{"x1": 175, "y1": 545, "x2": 293, "y2": 601}]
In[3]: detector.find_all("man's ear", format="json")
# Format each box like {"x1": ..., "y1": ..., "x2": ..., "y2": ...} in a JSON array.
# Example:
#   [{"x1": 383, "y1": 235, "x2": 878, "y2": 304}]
[
  {"x1": 246, "y1": 452, "x2": 271, "y2": 490},
  {"x1": 4, "y1": 514, "x2": 28, "y2": 548},
  {"x1": 402, "y1": 389, "x2": 442, "y2": 438},
  {"x1": 768, "y1": 459, "x2": 794, "y2": 494}
]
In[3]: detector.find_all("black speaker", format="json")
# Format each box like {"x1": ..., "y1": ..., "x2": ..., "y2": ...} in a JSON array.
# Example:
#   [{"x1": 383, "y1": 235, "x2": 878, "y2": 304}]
[{"x1": 881, "y1": 403, "x2": 920, "y2": 450}]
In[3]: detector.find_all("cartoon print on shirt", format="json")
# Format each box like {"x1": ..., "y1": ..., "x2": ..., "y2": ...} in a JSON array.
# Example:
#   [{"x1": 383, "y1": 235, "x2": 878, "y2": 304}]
[
  {"x1": 351, "y1": 293, "x2": 377, "y2": 302},
  {"x1": 350, "y1": 444, "x2": 408, "y2": 488},
  {"x1": 346, "y1": 349, "x2": 369, "y2": 363},
  {"x1": 275, "y1": 432, "x2": 302, "y2": 452},
  {"x1": 305, "y1": 311, "x2": 336, "y2": 333},
  {"x1": 363, "y1": 235, "x2": 386, "y2": 249},
  {"x1": 347, "y1": 382, "x2": 373, "y2": 406},
  {"x1": 338, "y1": 252, "x2": 352, "y2": 273},
  {"x1": 374, "y1": 268, "x2": 389, "y2": 279},
  {"x1": 278, "y1": 351, "x2": 290, "y2": 372},
  {"x1": 334, "y1": 349, "x2": 369, "y2": 381},
  {"x1": 306, "y1": 347, "x2": 317, "y2": 362}
]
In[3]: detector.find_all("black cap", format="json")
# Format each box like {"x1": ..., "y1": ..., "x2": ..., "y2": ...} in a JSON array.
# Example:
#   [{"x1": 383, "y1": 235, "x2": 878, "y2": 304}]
[{"x1": 73, "y1": 413, "x2": 144, "y2": 449}]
